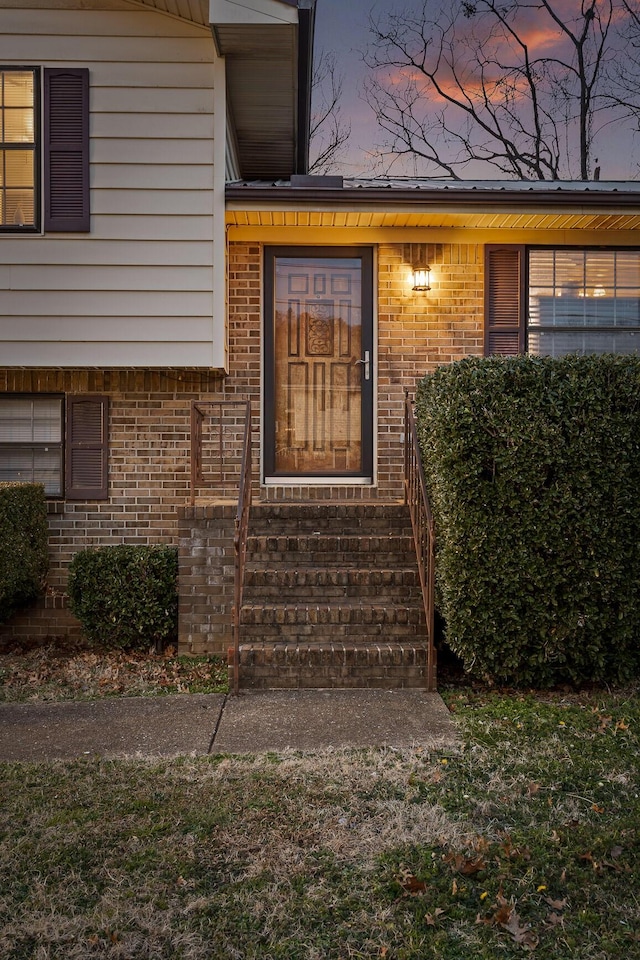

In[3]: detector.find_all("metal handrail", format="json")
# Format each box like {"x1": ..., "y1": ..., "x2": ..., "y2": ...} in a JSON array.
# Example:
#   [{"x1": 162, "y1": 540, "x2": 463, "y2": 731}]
[
  {"x1": 404, "y1": 391, "x2": 437, "y2": 691},
  {"x1": 232, "y1": 400, "x2": 252, "y2": 695}
]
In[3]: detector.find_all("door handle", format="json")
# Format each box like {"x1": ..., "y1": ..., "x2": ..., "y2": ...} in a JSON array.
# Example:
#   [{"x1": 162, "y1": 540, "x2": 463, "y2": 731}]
[{"x1": 355, "y1": 350, "x2": 370, "y2": 381}]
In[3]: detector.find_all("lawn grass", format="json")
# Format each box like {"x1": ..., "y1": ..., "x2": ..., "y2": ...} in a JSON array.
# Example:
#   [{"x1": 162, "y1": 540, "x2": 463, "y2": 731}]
[{"x1": 0, "y1": 684, "x2": 638, "y2": 958}]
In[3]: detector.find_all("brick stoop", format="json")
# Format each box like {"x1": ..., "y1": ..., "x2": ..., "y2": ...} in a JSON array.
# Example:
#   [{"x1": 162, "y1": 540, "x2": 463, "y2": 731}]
[{"x1": 233, "y1": 502, "x2": 430, "y2": 690}]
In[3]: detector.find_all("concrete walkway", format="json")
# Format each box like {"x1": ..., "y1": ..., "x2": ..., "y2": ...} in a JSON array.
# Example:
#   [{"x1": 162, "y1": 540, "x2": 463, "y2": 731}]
[{"x1": 0, "y1": 689, "x2": 458, "y2": 762}]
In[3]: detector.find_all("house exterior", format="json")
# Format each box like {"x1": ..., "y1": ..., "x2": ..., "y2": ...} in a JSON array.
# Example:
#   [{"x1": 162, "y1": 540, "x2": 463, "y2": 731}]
[{"x1": 2, "y1": 0, "x2": 640, "y2": 672}]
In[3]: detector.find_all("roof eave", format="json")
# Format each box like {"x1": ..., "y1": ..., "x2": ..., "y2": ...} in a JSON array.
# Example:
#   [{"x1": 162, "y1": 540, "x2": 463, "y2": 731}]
[{"x1": 225, "y1": 182, "x2": 640, "y2": 212}]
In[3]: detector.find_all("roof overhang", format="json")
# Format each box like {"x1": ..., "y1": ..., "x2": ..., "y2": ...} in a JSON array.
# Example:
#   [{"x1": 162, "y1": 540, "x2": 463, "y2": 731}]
[
  {"x1": 210, "y1": 0, "x2": 315, "y2": 179},
  {"x1": 225, "y1": 179, "x2": 640, "y2": 232}
]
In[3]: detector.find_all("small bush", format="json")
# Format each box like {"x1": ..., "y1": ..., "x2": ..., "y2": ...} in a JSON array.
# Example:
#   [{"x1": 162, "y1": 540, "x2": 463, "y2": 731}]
[
  {"x1": 67, "y1": 545, "x2": 178, "y2": 652},
  {"x1": 416, "y1": 354, "x2": 640, "y2": 687},
  {"x1": 0, "y1": 483, "x2": 49, "y2": 624}
]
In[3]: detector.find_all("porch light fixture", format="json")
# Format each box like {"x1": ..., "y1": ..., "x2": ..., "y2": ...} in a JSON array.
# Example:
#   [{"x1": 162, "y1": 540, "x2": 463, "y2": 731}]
[
  {"x1": 409, "y1": 243, "x2": 431, "y2": 291},
  {"x1": 412, "y1": 265, "x2": 431, "y2": 291}
]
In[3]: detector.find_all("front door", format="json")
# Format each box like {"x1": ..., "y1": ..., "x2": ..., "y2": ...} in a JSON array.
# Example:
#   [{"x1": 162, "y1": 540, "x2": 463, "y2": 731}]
[{"x1": 264, "y1": 247, "x2": 374, "y2": 480}]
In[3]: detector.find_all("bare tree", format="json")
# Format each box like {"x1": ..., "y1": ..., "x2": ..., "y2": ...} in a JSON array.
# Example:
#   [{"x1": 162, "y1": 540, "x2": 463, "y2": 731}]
[
  {"x1": 363, "y1": 0, "x2": 626, "y2": 180},
  {"x1": 308, "y1": 51, "x2": 351, "y2": 174},
  {"x1": 606, "y1": 0, "x2": 640, "y2": 134}
]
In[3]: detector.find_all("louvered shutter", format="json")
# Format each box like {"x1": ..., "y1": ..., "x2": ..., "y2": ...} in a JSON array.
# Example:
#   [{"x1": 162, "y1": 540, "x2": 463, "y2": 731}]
[
  {"x1": 43, "y1": 68, "x2": 90, "y2": 232},
  {"x1": 65, "y1": 396, "x2": 108, "y2": 500},
  {"x1": 484, "y1": 245, "x2": 526, "y2": 355}
]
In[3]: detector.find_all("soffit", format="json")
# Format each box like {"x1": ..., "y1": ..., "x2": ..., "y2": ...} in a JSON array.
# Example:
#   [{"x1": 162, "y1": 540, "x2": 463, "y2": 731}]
[
  {"x1": 225, "y1": 209, "x2": 640, "y2": 230},
  {"x1": 218, "y1": 25, "x2": 298, "y2": 180},
  {"x1": 132, "y1": 0, "x2": 208, "y2": 25}
]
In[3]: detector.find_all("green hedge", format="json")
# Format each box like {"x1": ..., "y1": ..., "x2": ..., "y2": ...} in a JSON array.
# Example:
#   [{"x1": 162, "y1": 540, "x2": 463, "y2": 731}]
[
  {"x1": 416, "y1": 355, "x2": 640, "y2": 687},
  {"x1": 0, "y1": 483, "x2": 49, "y2": 624},
  {"x1": 67, "y1": 545, "x2": 178, "y2": 652}
]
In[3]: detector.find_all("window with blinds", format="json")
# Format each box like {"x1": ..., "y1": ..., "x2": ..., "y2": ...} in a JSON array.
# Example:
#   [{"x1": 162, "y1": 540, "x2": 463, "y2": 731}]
[
  {"x1": 0, "y1": 69, "x2": 36, "y2": 229},
  {"x1": 0, "y1": 396, "x2": 63, "y2": 494},
  {"x1": 528, "y1": 249, "x2": 640, "y2": 356}
]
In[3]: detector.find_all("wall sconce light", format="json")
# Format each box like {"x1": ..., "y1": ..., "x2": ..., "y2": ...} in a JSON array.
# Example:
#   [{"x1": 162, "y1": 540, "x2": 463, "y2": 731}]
[
  {"x1": 409, "y1": 243, "x2": 431, "y2": 291},
  {"x1": 412, "y1": 265, "x2": 431, "y2": 291}
]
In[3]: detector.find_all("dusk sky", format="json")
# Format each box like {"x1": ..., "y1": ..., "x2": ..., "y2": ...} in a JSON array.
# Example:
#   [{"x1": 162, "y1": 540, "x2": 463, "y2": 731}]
[
  {"x1": 312, "y1": 0, "x2": 640, "y2": 180},
  {"x1": 314, "y1": 0, "x2": 389, "y2": 176}
]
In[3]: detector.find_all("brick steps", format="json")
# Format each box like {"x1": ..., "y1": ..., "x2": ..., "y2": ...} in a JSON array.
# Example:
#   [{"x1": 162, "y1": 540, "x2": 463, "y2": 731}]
[
  {"x1": 244, "y1": 567, "x2": 420, "y2": 600},
  {"x1": 235, "y1": 502, "x2": 429, "y2": 690},
  {"x1": 236, "y1": 642, "x2": 428, "y2": 689}
]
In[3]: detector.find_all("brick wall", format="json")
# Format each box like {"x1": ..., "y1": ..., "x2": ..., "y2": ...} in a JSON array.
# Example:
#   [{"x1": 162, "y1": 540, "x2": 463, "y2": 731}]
[{"x1": 227, "y1": 240, "x2": 484, "y2": 500}]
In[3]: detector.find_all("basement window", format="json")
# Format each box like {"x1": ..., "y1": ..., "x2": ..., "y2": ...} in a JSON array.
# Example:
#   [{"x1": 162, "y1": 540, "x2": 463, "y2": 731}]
[{"x1": 0, "y1": 396, "x2": 63, "y2": 494}]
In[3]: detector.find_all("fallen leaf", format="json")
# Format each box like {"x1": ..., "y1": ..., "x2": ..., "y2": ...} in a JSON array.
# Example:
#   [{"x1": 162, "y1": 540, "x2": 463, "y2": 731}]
[
  {"x1": 445, "y1": 853, "x2": 486, "y2": 876},
  {"x1": 545, "y1": 911, "x2": 565, "y2": 929},
  {"x1": 503, "y1": 908, "x2": 539, "y2": 949},
  {"x1": 397, "y1": 873, "x2": 427, "y2": 896},
  {"x1": 544, "y1": 897, "x2": 568, "y2": 910},
  {"x1": 425, "y1": 908, "x2": 445, "y2": 926}
]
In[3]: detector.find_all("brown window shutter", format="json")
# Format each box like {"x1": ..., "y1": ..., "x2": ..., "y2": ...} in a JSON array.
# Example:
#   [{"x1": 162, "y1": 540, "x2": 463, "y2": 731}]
[
  {"x1": 65, "y1": 395, "x2": 108, "y2": 500},
  {"x1": 43, "y1": 68, "x2": 90, "y2": 232},
  {"x1": 484, "y1": 245, "x2": 526, "y2": 355}
]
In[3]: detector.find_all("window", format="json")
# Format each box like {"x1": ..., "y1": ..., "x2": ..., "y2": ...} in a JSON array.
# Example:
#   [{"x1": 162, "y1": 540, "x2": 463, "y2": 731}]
[
  {"x1": 529, "y1": 250, "x2": 640, "y2": 357},
  {"x1": 0, "y1": 396, "x2": 63, "y2": 494},
  {"x1": 485, "y1": 246, "x2": 640, "y2": 357},
  {"x1": 0, "y1": 69, "x2": 36, "y2": 228},
  {"x1": 0, "y1": 66, "x2": 89, "y2": 233},
  {"x1": 0, "y1": 395, "x2": 108, "y2": 499}
]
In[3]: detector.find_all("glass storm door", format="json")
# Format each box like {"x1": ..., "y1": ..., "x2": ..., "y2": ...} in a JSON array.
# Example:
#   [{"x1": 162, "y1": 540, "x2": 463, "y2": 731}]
[{"x1": 264, "y1": 248, "x2": 374, "y2": 479}]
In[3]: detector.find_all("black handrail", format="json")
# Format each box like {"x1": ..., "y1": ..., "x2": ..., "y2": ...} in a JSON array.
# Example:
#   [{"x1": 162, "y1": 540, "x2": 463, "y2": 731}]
[{"x1": 404, "y1": 391, "x2": 437, "y2": 691}]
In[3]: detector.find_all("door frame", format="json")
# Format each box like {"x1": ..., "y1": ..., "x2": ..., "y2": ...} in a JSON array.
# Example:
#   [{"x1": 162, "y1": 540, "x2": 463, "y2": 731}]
[{"x1": 263, "y1": 245, "x2": 374, "y2": 482}]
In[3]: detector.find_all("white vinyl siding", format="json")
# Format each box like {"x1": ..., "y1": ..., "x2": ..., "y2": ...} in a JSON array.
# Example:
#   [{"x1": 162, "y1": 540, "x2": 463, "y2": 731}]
[{"x1": 0, "y1": 0, "x2": 225, "y2": 369}]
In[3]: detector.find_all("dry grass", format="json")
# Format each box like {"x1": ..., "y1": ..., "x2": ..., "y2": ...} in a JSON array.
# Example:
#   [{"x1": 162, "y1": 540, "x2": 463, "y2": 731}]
[{"x1": 0, "y1": 645, "x2": 227, "y2": 702}]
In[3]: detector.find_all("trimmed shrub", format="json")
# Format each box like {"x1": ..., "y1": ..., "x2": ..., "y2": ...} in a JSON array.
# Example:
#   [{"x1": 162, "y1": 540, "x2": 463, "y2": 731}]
[
  {"x1": 67, "y1": 545, "x2": 178, "y2": 652},
  {"x1": 0, "y1": 483, "x2": 49, "y2": 624},
  {"x1": 416, "y1": 354, "x2": 640, "y2": 687}
]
